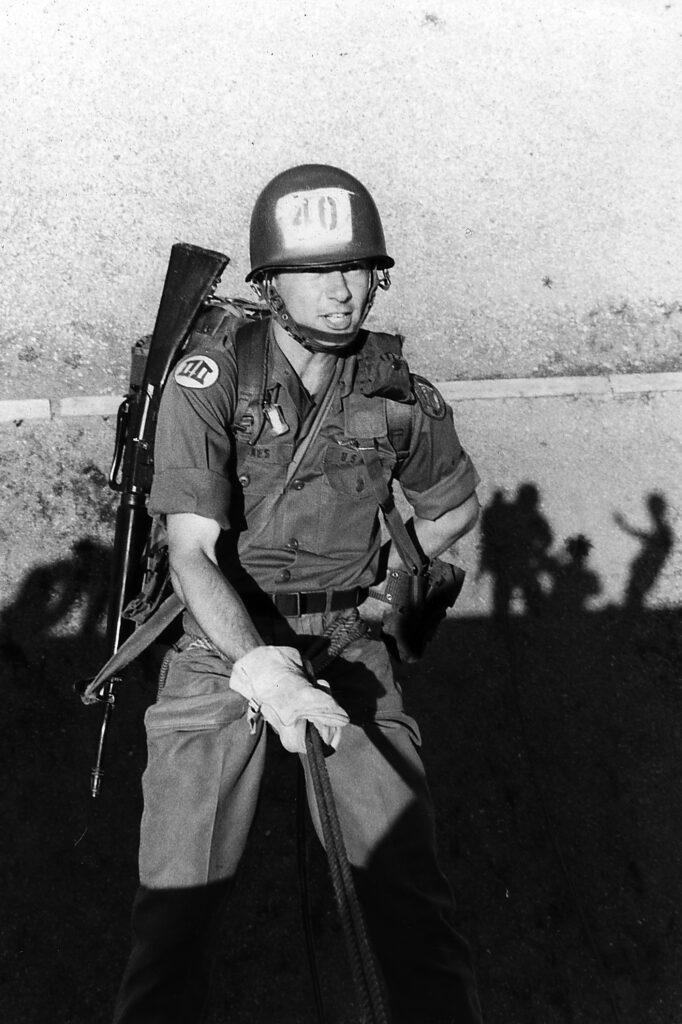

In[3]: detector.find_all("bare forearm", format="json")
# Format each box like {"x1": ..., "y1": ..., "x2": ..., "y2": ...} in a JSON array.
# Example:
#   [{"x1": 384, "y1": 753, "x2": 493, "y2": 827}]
[
  {"x1": 360, "y1": 494, "x2": 480, "y2": 621},
  {"x1": 170, "y1": 551, "x2": 263, "y2": 661},
  {"x1": 386, "y1": 493, "x2": 480, "y2": 570}
]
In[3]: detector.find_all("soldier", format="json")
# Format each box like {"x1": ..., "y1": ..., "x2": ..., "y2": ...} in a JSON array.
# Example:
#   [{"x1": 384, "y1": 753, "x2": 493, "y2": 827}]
[{"x1": 113, "y1": 164, "x2": 483, "y2": 1024}]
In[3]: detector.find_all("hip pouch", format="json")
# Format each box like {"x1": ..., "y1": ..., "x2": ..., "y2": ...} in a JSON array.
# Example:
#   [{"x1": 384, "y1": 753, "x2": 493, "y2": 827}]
[{"x1": 380, "y1": 558, "x2": 466, "y2": 664}]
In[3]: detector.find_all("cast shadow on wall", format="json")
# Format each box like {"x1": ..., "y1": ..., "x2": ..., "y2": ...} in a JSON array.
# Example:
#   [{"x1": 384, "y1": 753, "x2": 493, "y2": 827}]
[
  {"x1": 477, "y1": 483, "x2": 674, "y2": 619},
  {"x1": 0, "y1": 484, "x2": 680, "y2": 1024}
]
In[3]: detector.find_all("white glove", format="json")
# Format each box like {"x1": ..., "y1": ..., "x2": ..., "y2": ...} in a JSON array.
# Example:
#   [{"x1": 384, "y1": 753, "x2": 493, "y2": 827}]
[{"x1": 230, "y1": 646, "x2": 349, "y2": 754}]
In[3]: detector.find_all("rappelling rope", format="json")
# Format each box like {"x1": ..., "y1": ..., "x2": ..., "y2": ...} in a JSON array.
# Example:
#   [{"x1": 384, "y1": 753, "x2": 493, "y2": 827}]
[
  {"x1": 298, "y1": 610, "x2": 390, "y2": 1024},
  {"x1": 305, "y1": 724, "x2": 390, "y2": 1024}
]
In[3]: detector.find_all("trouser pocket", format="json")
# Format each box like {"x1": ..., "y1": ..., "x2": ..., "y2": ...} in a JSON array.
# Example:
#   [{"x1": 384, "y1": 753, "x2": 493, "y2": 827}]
[
  {"x1": 139, "y1": 645, "x2": 265, "y2": 888},
  {"x1": 144, "y1": 644, "x2": 245, "y2": 736}
]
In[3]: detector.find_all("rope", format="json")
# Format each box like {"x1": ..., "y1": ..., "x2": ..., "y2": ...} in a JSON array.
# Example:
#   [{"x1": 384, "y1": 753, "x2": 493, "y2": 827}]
[
  {"x1": 296, "y1": 611, "x2": 391, "y2": 1024},
  {"x1": 305, "y1": 724, "x2": 390, "y2": 1024},
  {"x1": 296, "y1": 763, "x2": 327, "y2": 1024}
]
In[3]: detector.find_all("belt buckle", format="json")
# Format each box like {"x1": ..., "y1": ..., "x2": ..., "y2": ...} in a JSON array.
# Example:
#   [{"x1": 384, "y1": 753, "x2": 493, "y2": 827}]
[
  {"x1": 276, "y1": 592, "x2": 301, "y2": 616},
  {"x1": 280, "y1": 591, "x2": 304, "y2": 616}
]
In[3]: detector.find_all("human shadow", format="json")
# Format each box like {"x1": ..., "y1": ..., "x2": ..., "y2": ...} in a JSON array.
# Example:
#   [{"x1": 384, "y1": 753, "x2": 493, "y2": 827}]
[
  {"x1": 0, "y1": 537, "x2": 154, "y2": 1024},
  {"x1": 545, "y1": 533, "x2": 602, "y2": 618},
  {"x1": 478, "y1": 483, "x2": 556, "y2": 621},
  {"x1": 1, "y1": 537, "x2": 111, "y2": 668},
  {"x1": 613, "y1": 492, "x2": 674, "y2": 609},
  {"x1": 2, "y1": 489, "x2": 682, "y2": 1024}
]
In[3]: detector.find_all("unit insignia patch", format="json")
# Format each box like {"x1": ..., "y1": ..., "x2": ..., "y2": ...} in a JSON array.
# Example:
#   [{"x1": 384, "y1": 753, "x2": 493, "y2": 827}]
[
  {"x1": 174, "y1": 355, "x2": 220, "y2": 389},
  {"x1": 412, "y1": 375, "x2": 446, "y2": 419}
]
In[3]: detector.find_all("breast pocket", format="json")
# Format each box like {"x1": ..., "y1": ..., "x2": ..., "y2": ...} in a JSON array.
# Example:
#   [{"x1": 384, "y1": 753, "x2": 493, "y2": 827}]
[
  {"x1": 236, "y1": 441, "x2": 294, "y2": 495},
  {"x1": 322, "y1": 442, "x2": 396, "y2": 499}
]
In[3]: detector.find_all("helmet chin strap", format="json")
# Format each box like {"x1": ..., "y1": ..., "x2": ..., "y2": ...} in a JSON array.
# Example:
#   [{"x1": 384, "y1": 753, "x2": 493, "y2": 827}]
[{"x1": 252, "y1": 269, "x2": 391, "y2": 356}]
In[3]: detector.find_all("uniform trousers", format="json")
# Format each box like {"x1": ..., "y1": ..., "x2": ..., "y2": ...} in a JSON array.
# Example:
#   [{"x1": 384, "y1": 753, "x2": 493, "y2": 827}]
[{"x1": 112, "y1": 611, "x2": 483, "y2": 1024}]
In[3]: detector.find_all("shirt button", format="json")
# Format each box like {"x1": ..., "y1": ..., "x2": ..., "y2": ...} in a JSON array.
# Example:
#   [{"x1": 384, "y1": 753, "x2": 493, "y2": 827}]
[
  {"x1": 292, "y1": 479, "x2": 305, "y2": 490},
  {"x1": 286, "y1": 538, "x2": 299, "y2": 551},
  {"x1": 238, "y1": 473, "x2": 250, "y2": 487},
  {"x1": 276, "y1": 569, "x2": 292, "y2": 583}
]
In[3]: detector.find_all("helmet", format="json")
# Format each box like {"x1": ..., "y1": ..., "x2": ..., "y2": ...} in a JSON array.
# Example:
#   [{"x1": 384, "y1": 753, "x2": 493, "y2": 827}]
[
  {"x1": 246, "y1": 165, "x2": 393, "y2": 353},
  {"x1": 246, "y1": 164, "x2": 394, "y2": 282}
]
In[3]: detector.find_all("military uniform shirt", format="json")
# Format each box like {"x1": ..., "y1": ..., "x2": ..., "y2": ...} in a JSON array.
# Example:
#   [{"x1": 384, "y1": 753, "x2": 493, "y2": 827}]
[{"x1": 149, "y1": 331, "x2": 479, "y2": 595}]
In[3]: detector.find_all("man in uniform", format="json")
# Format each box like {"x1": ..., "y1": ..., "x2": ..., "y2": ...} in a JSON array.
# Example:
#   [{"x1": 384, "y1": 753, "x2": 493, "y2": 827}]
[{"x1": 113, "y1": 164, "x2": 483, "y2": 1024}]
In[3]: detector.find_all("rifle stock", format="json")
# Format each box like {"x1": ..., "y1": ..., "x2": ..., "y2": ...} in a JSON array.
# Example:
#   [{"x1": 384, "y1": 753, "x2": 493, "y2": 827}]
[
  {"x1": 111, "y1": 243, "x2": 230, "y2": 500},
  {"x1": 82, "y1": 243, "x2": 229, "y2": 796}
]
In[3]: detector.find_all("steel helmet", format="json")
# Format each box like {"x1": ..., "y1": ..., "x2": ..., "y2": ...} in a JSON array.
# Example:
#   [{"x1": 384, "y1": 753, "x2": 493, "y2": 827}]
[{"x1": 246, "y1": 164, "x2": 394, "y2": 282}]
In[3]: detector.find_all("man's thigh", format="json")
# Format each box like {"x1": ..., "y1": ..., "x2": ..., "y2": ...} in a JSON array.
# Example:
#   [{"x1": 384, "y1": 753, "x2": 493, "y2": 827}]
[
  {"x1": 302, "y1": 633, "x2": 434, "y2": 868},
  {"x1": 139, "y1": 644, "x2": 267, "y2": 888}
]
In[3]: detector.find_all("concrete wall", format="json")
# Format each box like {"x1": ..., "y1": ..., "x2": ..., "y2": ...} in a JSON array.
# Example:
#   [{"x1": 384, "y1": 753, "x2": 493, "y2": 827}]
[
  {"x1": 1, "y1": 382, "x2": 679, "y2": 617},
  {"x1": 453, "y1": 387, "x2": 682, "y2": 615},
  {"x1": 2, "y1": 0, "x2": 682, "y2": 400}
]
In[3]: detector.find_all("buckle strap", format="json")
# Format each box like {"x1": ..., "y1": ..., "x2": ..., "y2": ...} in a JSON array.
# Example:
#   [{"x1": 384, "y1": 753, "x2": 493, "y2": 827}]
[
  {"x1": 259, "y1": 586, "x2": 368, "y2": 618},
  {"x1": 357, "y1": 443, "x2": 425, "y2": 575}
]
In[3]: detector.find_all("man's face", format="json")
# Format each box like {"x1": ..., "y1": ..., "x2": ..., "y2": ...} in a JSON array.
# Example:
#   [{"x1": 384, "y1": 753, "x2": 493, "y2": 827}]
[{"x1": 273, "y1": 263, "x2": 372, "y2": 346}]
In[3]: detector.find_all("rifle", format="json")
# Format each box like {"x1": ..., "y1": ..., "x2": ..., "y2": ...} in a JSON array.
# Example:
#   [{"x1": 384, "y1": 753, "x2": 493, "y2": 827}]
[{"x1": 78, "y1": 242, "x2": 229, "y2": 797}]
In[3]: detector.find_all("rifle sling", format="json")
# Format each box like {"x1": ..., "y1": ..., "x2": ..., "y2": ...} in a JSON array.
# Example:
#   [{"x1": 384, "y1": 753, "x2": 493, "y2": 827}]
[
  {"x1": 81, "y1": 592, "x2": 183, "y2": 705},
  {"x1": 359, "y1": 445, "x2": 426, "y2": 576},
  {"x1": 285, "y1": 356, "x2": 345, "y2": 489}
]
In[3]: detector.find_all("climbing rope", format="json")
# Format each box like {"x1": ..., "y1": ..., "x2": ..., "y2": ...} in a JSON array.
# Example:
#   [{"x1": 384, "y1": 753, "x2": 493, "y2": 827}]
[
  {"x1": 298, "y1": 611, "x2": 391, "y2": 1024},
  {"x1": 305, "y1": 724, "x2": 390, "y2": 1024}
]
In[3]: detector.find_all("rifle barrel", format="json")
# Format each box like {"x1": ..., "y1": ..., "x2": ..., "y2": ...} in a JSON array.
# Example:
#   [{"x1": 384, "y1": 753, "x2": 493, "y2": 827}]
[{"x1": 84, "y1": 242, "x2": 230, "y2": 798}]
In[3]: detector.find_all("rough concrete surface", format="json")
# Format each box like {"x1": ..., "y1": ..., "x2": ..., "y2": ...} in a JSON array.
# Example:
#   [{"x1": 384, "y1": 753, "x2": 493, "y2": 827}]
[
  {"x1": 455, "y1": 388, "x2": 682, "y2": 613},
  {"x1": 1, "y1": 382, "x2": 681, "y2": 1023},
  {"x1": 2, "y1": 1, "x2": 682, "y2": 1021},
  {"x1": 2, "y1": 0, "x2": 682, "y2": 400}
]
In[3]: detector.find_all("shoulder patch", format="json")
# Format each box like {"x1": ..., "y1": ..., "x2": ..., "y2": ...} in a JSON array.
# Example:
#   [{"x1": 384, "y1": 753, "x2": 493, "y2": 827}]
[
  {"x1": 412, "y1": 374, "x2": 446, "y2": 419},
  {"x1": 174, "y1": 355, "x2": 220, "y2": 390}
]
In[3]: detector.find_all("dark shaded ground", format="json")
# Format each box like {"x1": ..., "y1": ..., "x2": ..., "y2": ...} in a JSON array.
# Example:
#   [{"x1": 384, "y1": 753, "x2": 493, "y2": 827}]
[{"x1": 1, "y1": 510, "x2": 681, "y2": 1024}]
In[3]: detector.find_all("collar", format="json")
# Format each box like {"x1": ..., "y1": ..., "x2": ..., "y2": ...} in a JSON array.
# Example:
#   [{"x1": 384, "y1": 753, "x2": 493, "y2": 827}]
[{"x1": 265, "y1": 321, "x2": 314, "y2": 418}]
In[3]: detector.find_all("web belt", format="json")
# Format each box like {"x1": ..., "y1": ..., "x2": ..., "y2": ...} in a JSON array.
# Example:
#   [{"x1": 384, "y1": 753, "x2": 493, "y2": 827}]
[{"x1": 247, "y1": 586, "x2": 369, "y2": 618}]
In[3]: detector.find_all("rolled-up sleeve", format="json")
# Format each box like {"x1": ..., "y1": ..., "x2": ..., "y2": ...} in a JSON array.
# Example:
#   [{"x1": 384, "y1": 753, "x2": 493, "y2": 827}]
[
  {"x1": 148, "y1": 347, "x2": 238, "y2": 531},
  {"x1": 397, "y1": 396, "x2": 480, "y2": 521}
]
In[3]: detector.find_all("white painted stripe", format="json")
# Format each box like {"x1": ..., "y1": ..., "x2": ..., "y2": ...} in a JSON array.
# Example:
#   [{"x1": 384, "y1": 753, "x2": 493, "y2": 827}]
[
  {"x1": 441, "y1": 371, "x2": 682, "y2": 401},
  {"x1": 440, "y1": 376, "x2": 612, "y2": 401},
  {"x1": 57, "y1": 395, "x2": 125, "y2": 417},
  {"x1": 0, "y1": 398, "x2": 52, "y2": 423},
  {"x1": 1, "y1": 371, "x2": 681, "y2": 424},
  {"x1": 609, "y1": 372, "x2": 682, "y2": 394}
]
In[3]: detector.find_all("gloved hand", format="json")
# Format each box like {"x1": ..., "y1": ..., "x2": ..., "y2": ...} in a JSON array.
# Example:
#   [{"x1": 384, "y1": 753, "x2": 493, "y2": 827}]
[{"x1": 230, "y1": 646, "x2": 349, "y2": 754}]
